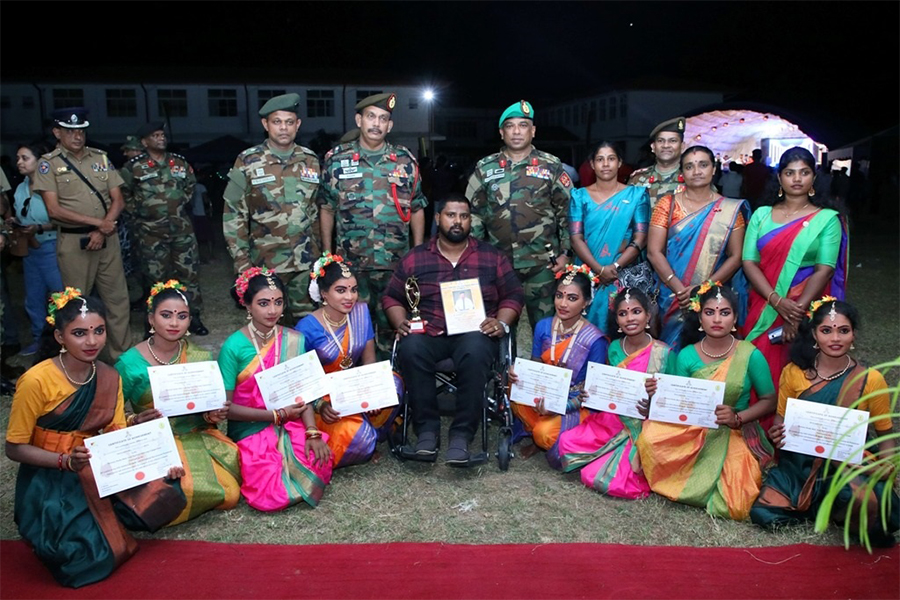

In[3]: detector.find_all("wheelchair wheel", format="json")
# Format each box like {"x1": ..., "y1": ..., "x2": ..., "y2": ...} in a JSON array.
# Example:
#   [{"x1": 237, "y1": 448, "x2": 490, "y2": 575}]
[{"x1": 497, "y1": 426, "x2": 512, "y2": 471}]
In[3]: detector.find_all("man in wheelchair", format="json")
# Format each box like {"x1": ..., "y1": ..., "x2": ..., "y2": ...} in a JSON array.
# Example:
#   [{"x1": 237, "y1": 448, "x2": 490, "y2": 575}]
[{"x1": 384, "y1": 193, "x2": 523, "y2": 465}]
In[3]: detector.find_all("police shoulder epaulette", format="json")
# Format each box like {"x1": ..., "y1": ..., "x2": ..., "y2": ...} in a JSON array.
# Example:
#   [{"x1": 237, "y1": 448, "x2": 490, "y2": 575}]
[
  {"x1": 127, "y1": 153, "x2": 148, "y2": 165},
  {"x1": 87, "y1": 146, "x2": 108, "y2": 156},
  {"x1": 43, "y1": 148, "x2": 61, "y2": 159}
]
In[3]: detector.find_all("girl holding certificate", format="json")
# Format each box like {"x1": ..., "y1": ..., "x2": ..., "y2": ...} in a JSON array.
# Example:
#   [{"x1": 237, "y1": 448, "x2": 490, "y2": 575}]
[
  {"x1": 116, "y1": 280, "x2": 241, "y2": 526},
  {"x1": 559, "y1": 288, "x2": 676, "y2": 498},
  {"x1": 296, "y1": 254, "x2": 400, "y2": 467},
  {"x1": 751, "y1": 299, "x2": 898, "y2": 547},
  {"x1": 509, "y1": 266, "x2": 608, "y2": 469},
  {"x1": 5, "y1": 289, "x2": 185, "y2": 587},
  {"x1": 638, "y1": 282, "x2": 776, "y2": 521},
  {"x1": 218, "y1": 268, "x2": 333, "y2": 512}
]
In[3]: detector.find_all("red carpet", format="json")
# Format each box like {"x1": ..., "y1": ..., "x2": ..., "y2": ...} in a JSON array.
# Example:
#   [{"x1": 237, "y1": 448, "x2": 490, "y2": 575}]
[{"x1": 1, "y1": 539, "x2": 897, "y2": 599}]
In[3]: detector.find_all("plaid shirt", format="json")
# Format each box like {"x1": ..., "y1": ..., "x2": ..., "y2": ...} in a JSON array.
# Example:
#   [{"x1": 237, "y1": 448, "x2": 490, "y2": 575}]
[{"x1": 383, "y1": 237, "x2": 524, "y2": 336}]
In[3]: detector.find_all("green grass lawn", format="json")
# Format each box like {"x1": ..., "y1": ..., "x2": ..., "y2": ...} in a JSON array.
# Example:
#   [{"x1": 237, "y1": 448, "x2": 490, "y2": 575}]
[{"x1": 1, "y1": 227, "x2": 896, "y2": 547}]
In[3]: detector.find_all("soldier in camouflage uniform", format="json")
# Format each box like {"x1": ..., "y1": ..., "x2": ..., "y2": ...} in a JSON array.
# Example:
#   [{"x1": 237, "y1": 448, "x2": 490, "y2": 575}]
[
  {"x1": 319, "y1": 92, "x2": 427, "y2": 358},
  {"x1": 627, "y1": 116, "x2": 687, "y2": 209},
  {"x1": 120, "y1": 123, "x2": 208, "y2": 334},
  {"x1": 466, "y1": 100, "x2": 572, "y2": 328},
  {"x1": 223, "y1": 93, "x2": 320, "y2": 322}
]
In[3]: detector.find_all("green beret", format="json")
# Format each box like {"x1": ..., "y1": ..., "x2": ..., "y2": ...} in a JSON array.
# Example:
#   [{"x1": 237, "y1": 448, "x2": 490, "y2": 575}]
[
  {"x1": 338, "y1": 128, "x2": 360, "y2": 144},
  {"x1": 137, "y1": 122, "x2": 165, "y2": 139},
  {"x1": 649, "y1": 117, "x2": 686, "y2": 141},
  {"x1": 498, "y1": 100, "x2": 534, "y2": 128},
  {"x1": 355, "y1": 92, "x2": 396, "y2": 114},
  {"x1": 120, "y1": 135, "x2": 144, "y2": 152},
  {"x1": 259, "y1": 93, "x2": 301, "y2": 118}
]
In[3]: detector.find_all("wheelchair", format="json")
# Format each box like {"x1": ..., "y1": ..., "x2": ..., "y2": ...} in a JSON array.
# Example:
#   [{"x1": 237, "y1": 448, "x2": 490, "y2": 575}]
[{"x1": 389, "y1": 332, "x2": 516, "y2": 470}]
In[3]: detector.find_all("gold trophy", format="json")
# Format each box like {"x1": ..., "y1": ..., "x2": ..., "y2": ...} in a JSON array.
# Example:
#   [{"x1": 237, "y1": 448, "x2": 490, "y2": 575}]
[{"x1": 404, "y1": 276, "x2": 425, "y2": 333}]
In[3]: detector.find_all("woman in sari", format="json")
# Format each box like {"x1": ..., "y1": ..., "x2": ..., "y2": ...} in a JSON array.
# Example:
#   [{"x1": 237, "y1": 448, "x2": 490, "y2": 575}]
[
  {"x1": 742, "y1": 147, "x2": 848, "y2": 403},
  {"x1": 5, "y1": 289, "x2": 185, "y2": 588},
  {"x1": 648, "y1": 146, "x2": 749, "y2": 351},
  {"x1": 509, "y1": 266, "x2": 609, "y2": 470},
  {"x1": 296, "y1": 254, "x2": 400, "y2": 467},
  {"x1": 751, "y1": 299, "x2": 898, "y2": 548},
  {"x1": 558, "y1": 287, "x2": 675, "y2": 498},
  {"x1": 570, "y1": 141, "x2": 651, "y2": 331},
  {"x1": 116, "y1": 280, "x2": 240, "y2": 525},
  {"x1": 638, "y1": 282, "x2": 775, "y2": 520},
  {"x1": 218, "y1": 268, "x2": 333, "y2": 512}
]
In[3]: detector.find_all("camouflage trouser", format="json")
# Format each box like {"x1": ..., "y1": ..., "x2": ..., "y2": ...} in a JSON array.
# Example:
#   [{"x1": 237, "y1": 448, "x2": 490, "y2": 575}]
[
  {"x1": 139, "y1": 231, "x2": 204, "y2": 312},
  {"x1": 516, "y1": 265, "x2": 556, "y2": 328},
  {"x1": 356, "y1": 269, "x2": 394, "y2": 360},
  {"x1": 278, "y1": 270, "x2": 316, "y2": 326}
]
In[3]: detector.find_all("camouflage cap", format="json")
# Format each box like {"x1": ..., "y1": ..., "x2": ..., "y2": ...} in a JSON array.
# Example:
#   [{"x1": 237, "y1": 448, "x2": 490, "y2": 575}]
[
  {"x1": 649, "y1": 117, "x2": 686, "y2": 141},
  {"x1": 259, "y1": 93, "x2": 301, "y2": 118},
  {"x1": 355, "y1": 92, "x2": 396, "y2": 114},
  {"x1": 499, "y1": 100, "x2": 534, "y2": 128},
  {"x1": 51, "y1": 108, "x2": 90, "y2": 129},
  {"x1": 137, "y1": 122, "x2": 166, "y2": 138},
  {"x1": 120, "y1": 135, "x2": 144, "y2": 152},
  {"x1": 338, "y1": 128, "x2": 360, "y2": 144}
]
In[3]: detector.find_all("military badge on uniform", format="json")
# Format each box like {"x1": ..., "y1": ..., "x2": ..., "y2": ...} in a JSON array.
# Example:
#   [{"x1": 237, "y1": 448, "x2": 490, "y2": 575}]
[
  {"x1": 559, "y1": 172, "x2": 572, "y2": 188},
  {"x1": 300, "y1": 167, "x2": 319, "y2": 183},
  {"x1": 38, "y1": 160, "x2": 50, "y2": 175},
  {"x1": 525, "y1": 166, "x2": 551, "y2": 180},
  {"x1": 388, "y1": 94, "x2": 396, "y2": 110},
  {"x1": 521, "y1": 100, "x2": 530, "y2": 115}
]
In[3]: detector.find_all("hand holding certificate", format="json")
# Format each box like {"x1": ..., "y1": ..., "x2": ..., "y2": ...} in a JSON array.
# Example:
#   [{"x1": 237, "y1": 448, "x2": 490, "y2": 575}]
[
  {"x1": 583, "y1": 362, "x2": 647, "y2": 419},
  {"x1": 327, "y1": 360, "x2": 398, "y2": 417},
  {"x1": 440, "y1": 279, "x2": 486, "y2": 335},
  {"x1": 86, "y1": 419, "x2": 183, "y2": 498},
  {"x1": 509, "y1": 358, "x2": 573, "y2": 415},
  {"x1": 148, "y1": 361, "x2": 227, "y2": 417},
  {"x1": 254, "y1": 350, "x2": 330, "y2": 410},
  {"x1": 648, "y1": 372, "x2": 724, "y2": 428},
  {"x1": 782, "y1": 398, "x2": 869, "y2": 464}
]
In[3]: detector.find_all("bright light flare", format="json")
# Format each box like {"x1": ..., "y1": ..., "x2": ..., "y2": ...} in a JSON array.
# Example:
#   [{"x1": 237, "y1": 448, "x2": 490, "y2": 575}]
[{"x1": 423, "y1": 89, "x2": 435, "y2": 102}]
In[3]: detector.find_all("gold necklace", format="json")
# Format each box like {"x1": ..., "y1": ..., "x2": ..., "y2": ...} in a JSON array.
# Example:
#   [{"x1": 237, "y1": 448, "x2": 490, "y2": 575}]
[
  {"x1": 249, "y1": 321, "x2": 275, "y2": 341},
  {"x1": 681, "y1": 189, "x2": 714, "y2": 212},
  {"x1": 815, "y1": 354, "x2": 852, "y2": 381},
  {"x1": 622, "y1": 332, "x2": 652, "y2": 356},
  {"x1": 323, "y1": 312, "x2": 354, "y2": 369},
  {"x1": 249, "y1": 325, "x2": 280, "y2": 371},
  {"x1": 58, "y1": 354, "x2": 97, "y2": 386},
  {"x1": 780, "y1": 202, "x2": 810, "y2": 219},
  {"x1": 550, "y1": 316, "x2": 583, "y2": 366},
  {"x1": 147, "y1": 337, "x2": 184, "y2": 365},
  {"x1": 700, "y1": 334, "x2": 735, "y2": 359},
  {"x1": 322, "y1": 308, "x2": 348, "y2": 328}
]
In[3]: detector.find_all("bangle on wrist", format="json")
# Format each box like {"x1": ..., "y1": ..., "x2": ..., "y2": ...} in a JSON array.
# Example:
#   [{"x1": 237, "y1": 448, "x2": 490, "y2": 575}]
[
  {"x1": 202, "y1": 412, "x2": 214, "y2": 424},
  {"x1": 599, "y1": 265, "x2": 605, "y2": 276},
  {"x1": 67, "y1": 455, "x2": 74, "y2": 471},
  {"x1": 774, "y1": 297, "x2": 783, "y2": 308},
  {"x1": 767, "y1": 290, "x2": 778, "y2": 305},
  {"x1": 732, "y1": 410, "x2": 743, "y2": 429},
  {"x1": 126, "y1": 414, "x2": 137, "y2": 427},
  {"x1": 665, "y1": 273, "x2": 675, "y2": 283},
  {"x1": 272, "y1": 409, "x2": 281, "y2": 426},
  {"x1": 58, "y1": 453, "x2": 66, "y2": 471}
]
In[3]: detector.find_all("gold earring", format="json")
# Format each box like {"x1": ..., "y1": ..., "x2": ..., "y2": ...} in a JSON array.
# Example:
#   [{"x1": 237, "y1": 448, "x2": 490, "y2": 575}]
[
  {"x1": 777, "y1": 187, "x2": 784, "y2": 198},
  {"x1": 698, "y1": 325, "x2": 704, "y2": 331},
  {"x1": 59, "y1": 345, "x2": 67, "y2": 354},
  {"x1": 185, "y1": 330, "x2": 192, "y2": 337},
  {"x1": 645, "y1": 323, "x2": 651, "y2": 329},
  {"x1": 322, "y1": 299, "x2": 328, "y2": 306},
  {"x1": 617, "y1": 327, "x2": 623, "y2": 333},
  {"x1": 246, "y1": 312, "x2": 252, "y2": 320},
  {"x1": 731, "y1": 325, "x2": 737, "y2": 332},
  {"x1": 149, "y1": 326, "x2": 156, "y2": 334},
  {"x1": 808, "y1": 188, "x2": 816, "y2": 198},
  {"x1": 850, "y1": 343, "x2": 855, "y2": 350},
  {"x1": 813, "y1": 342, "x2": 819, "y2": 349}
]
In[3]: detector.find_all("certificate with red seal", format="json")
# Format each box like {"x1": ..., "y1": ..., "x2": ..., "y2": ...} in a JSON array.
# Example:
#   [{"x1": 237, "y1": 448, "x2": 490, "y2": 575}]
[
  {"x1": 254, "y1": 351, "x2": 329, "y2": 411},
  {"x1": 86, "y1": 419, "x2": 183, "y2": 498},
  {"x1": 582, "y1": 362, "x2": 647, "y2": 420},
  {"x1": 327, "y1": 360, "x2": 398, "y2": 417},
  {"x1": 648, "y1": 372, "x2": 723, "y2": 429},
  {"x1": 782, "y1": 398, "x2": 868, "y2": 464},
  {"x1": 148, "y1": 361, "x2": 227, "y2": 417}
]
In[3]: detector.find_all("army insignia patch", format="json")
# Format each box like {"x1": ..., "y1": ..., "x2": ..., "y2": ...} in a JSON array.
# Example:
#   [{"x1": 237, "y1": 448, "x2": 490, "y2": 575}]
[
  {"x1": 559, "y1": 172, "x2": 572, "y2": 188},
  {"x1": 525, "y1": 166, "x2": 552, "y2": 180},
  {"x1": 677, "y1": 118, "x2": 685, "y2": 132},
  {"x1": 300, "y1": 167, "x2": 319, "y2": 183},
  {"x1": 38, "y1": 160, "x2": 50, "y2": 175},
  {"x1": 521, "y1": 100, "x2": 530, "y2": 115},
  {"x1": 388, "y1": 94, "x2": 396, "y2": 110}
]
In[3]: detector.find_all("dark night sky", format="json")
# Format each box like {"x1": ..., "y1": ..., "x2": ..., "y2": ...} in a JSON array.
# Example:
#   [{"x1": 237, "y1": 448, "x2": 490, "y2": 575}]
[{"x1": 2, "y1": 1, "x2": 897, "y2": 144}]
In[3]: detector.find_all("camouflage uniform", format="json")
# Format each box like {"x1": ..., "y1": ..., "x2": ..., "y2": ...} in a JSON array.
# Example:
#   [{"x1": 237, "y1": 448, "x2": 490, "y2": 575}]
[
  {"x1": 223, "y1": 142, "x2": 320, "y2": 319},
  {"x1": 120, "y1": 152, "x2": 203, "y2": 310},
  {"x1": 627, "y1": 165, "x2": 684, "y2": 209},
  {"x1": 319, "y1": 140, "x2": 426, "y2": 356},
  {"x1": 466, "y1": 147, "x2": 572, "y2": 326}
]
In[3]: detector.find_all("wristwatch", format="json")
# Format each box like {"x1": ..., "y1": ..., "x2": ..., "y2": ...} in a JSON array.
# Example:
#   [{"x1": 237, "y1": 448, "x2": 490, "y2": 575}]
[
  {"x1": 613, "y1": 261, "x2": 621, "y2": 270},
  {"x1": 498, "y1": 320, "x2": 510, "y2": 335},
  {"x1": 37, "y1": 225, "x2": 44, "y2": 234}
]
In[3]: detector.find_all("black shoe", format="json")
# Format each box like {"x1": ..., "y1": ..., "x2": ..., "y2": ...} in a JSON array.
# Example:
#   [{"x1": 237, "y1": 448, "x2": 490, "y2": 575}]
[
  {"x1": 445, "y1": 436, "x2": 470, "y2": 465},
  {"x1": 189, "y1": 314, "x2": 209, "y2": 336},
  {"x1": 414, "y1": 431, "x2": 439, "y2": 456}
]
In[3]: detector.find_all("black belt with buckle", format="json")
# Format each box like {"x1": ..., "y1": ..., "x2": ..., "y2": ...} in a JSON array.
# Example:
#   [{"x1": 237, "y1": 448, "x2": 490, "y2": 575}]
[{"x1": 58, "y1": 226, "x2": 95, "y2": 234}]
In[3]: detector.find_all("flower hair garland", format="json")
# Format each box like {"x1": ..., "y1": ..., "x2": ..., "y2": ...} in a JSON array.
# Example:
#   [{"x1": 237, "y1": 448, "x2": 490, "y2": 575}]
[
  {"x1": 555, "y1": 264, "x2": 600, "y2": 299},
  {"x1": 147, "y1": 279, "x2": 188, "y2": 310},
  {"x1": 308, "y1": 253, "x2": 353, "y2": 304},
  {"x1": 234, "y1": 266, "x2": 276, "y2": 306},
  {"x1": 688, "y1": 280, "x2": 723, "y2": 313},
  {"x1": 46, "y1": 287, "x2": 85, "y2": 326},
  {"x1": 807, "y1": 295, "x2": 838, "y2": 320}
]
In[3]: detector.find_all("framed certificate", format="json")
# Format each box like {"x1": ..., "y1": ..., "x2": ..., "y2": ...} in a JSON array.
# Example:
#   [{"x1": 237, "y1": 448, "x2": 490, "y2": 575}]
[
  {"x1": 440, "y1": 278, "x2": 486, "y2": 335},
  {"x1": 782, "y1": 397, "x2": 869, "y2": 464},
  {"x1": 254, "y1": 350, "x2": 330, "y2": 410},
  {"x1": 648, "y1": 372, "x2": 724, "y2": 429},
  {"x1": 327, "y1": 360, "x2": 398, "y2": 417},
  {"x1": 509, "y1": 357, "x2": 573, "y2": 415},
  {"x1": 583, "y1": 362, "x2": 647, "y2": 420},
  {"x1": 86, "y1": 419, "x2": 183, "y2": 498},
  {"x1": 147, "y1": 361, "x2": 227, "y2": 417}
]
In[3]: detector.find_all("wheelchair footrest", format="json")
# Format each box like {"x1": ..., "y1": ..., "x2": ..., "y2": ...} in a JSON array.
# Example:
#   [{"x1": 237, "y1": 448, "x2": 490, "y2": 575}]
[
  {"x1": 394, "y1": 445, "x2": 438, "y2": 463},
  {"x1": 447, "y1": 451, "x2": 489, "y2": 468}
]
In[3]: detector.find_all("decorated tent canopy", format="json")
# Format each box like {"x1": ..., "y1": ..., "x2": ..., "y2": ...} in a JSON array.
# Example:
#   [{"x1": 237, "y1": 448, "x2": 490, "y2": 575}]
[{"x1": 683, "y1": 107, "x2": 828, "y2": 167}]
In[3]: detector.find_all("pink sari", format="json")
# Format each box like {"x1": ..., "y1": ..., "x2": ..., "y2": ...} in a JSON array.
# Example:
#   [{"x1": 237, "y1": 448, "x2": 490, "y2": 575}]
[{"x1": 227, "y1": 328, "x2": 333, "y2": 511}]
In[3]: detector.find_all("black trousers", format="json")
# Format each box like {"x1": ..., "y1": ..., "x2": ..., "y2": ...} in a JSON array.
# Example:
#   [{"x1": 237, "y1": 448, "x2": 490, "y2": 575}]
[{"x1": 397, "y1": 332, "x2": 497, "y2": 442}]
